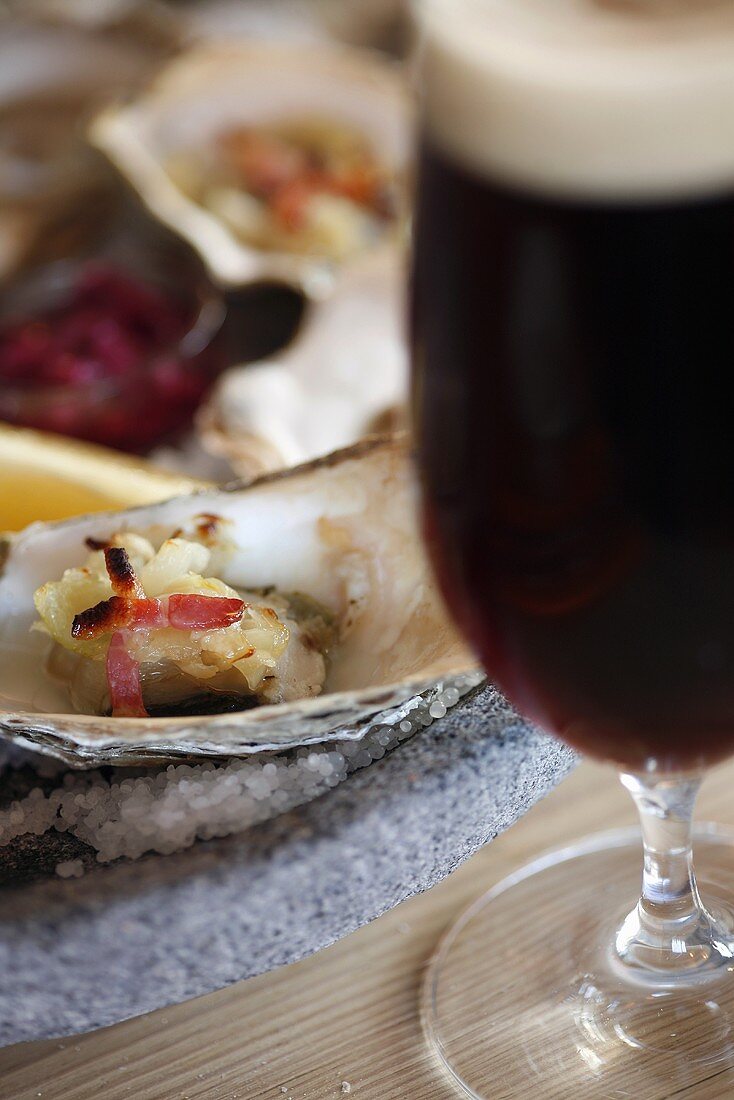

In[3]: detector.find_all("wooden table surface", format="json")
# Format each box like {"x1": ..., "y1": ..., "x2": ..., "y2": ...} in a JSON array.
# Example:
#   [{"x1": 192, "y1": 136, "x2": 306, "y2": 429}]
[{"x1": 3, "y1": 757, "x2": 734, "y2": 1100}]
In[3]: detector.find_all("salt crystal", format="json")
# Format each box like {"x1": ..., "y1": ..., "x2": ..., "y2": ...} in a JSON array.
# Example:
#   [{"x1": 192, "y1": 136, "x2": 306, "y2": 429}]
[
  {"x1": 55, "y1": 859, "x2": 84, "y2": 879},
  {"x1": 0, "y1": 678, "x2": 471, "y2": 863}
]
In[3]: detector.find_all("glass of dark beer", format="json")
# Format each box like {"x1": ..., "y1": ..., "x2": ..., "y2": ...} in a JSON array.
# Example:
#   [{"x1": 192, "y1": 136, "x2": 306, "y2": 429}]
[{"x1": 412, "y1": 0, "x2": 734, "y2": 1094}]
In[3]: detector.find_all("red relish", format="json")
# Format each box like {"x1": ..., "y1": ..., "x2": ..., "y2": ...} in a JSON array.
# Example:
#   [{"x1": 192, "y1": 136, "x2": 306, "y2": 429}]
[{"x1": 0, "y1": 264, "x2": 224, "y2": 453}]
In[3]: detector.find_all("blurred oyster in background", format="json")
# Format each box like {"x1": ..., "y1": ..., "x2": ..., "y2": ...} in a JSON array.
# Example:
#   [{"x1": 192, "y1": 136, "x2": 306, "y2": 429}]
[
  {"x1": 1, "y1": 0, "x2": 178, "y2": 36},
  {"x1": 198, "y1": 247, "x2": 407, "y2": 479},
  {"x1": 181, "y1": 0, "x2": 331, "y2": 45},
  {"x1": 0, "y1": 12, "x2": 179, "y2": 279},
  {"x1": 0, "y1": 4, "x2": 414, "y2": 475},
  {"x1": 311, "y1": 0, "x2": 409, "y2": 53},
  {"x1": 166, "y1": 114, "x2": 403, "y2": 264},
  {"x1": 90, "y1": 40, "x2": 411, "y2": 295}
]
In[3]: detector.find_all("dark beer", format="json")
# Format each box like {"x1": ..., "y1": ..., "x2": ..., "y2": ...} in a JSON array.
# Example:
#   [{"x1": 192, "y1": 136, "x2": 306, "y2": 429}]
[{"x1": 412, "y1": 0, "x2": 734, "y2": 769}]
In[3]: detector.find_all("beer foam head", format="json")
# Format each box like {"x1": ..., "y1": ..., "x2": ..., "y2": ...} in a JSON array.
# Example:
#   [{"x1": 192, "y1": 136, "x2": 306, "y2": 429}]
[{"x1": 417, "y1": 0, "x2": 734, "y2": 199}]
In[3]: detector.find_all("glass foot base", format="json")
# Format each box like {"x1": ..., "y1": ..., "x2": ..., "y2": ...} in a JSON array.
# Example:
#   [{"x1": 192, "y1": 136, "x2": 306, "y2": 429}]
[{"x1": 422, "y1": 827, "x2": 734, "y2": 1099}]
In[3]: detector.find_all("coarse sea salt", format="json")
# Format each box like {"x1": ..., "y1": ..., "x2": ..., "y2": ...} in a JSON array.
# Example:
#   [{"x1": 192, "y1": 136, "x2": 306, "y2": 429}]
[
  {"x1": 0, "y1": 674, "x2": 483, "y2": 866},
  {"x1": 55, "y1": 858, "x2": 84, "y2": 879}
]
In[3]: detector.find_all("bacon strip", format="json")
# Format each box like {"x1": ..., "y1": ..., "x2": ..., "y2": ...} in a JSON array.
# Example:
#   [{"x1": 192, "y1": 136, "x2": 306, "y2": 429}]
[
  {"x1": 104, "y1": 546, "x2": 145, "y2": 598},
  {"x1": 167, "y1": 594, "x2": 245, "y2": 630},
  {"x1": 73, "y1": 594, "x2": 245, "y2": 640},
  {"x1": 195, "y1": 513, "x2": 222, "y2": 540},
  {"x1": 106, "y1": 632, "x2": 147, "y2": 718},
  {"x1": 72, "y1": 595, "x2": 132, "y2": 640},
  {"x1": 128, "y1": 598, "x2": 168, "y2": 630}
]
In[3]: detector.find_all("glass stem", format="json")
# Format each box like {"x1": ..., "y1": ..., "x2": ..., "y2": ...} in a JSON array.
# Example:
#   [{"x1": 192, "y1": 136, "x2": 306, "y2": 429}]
[{"x1": 615, "y1": 771, "x2": 734, "y2": 981}]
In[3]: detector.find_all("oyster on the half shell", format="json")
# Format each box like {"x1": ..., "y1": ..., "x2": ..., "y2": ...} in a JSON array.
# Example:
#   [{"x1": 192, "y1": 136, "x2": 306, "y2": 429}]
[
  {"x1": 0, "y1": 438, "x2": 475, "y2": 760},
  {"x1": 89, "y1": 42, "x2": 411, "y2": 295}
]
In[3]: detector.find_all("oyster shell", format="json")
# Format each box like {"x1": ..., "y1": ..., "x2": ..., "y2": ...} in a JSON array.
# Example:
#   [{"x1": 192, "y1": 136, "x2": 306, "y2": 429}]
[
  {"x1": 0, "y1": 18, "x2": 178, "y2": 279},
  {"x1": 198, "y1": 246, "x2": 408, "y2": 480},
  {"x1": 89, "y1": 41, "x2": 411, "y2": 295},
  {"x1": 313, "y1": 0, "x2": 409, "y2": 53},
  {"x1": 0, "y1": 438, "x2": 475, "y2": 760}
]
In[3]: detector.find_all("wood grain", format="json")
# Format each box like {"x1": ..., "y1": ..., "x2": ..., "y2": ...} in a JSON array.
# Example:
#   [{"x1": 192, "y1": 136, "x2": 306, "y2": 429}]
[{"x1": 3, "y1": 759, "x2": 734, "y2": 1099}]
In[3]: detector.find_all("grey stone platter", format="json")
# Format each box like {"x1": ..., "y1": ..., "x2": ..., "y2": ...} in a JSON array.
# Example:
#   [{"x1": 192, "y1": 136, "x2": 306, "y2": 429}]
[{"x1": 0, "y1": 685, "x2": 576, "y2": 1048}]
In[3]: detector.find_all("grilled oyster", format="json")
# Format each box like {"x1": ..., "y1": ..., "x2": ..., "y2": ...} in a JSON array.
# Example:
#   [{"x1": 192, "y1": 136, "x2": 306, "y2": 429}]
[
  {"x1": 0, "y1": 438, "x2": 475, "y2": 758},
  {"x1": 35, "y1": 532, "x2": 335, "y2": 718}
]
